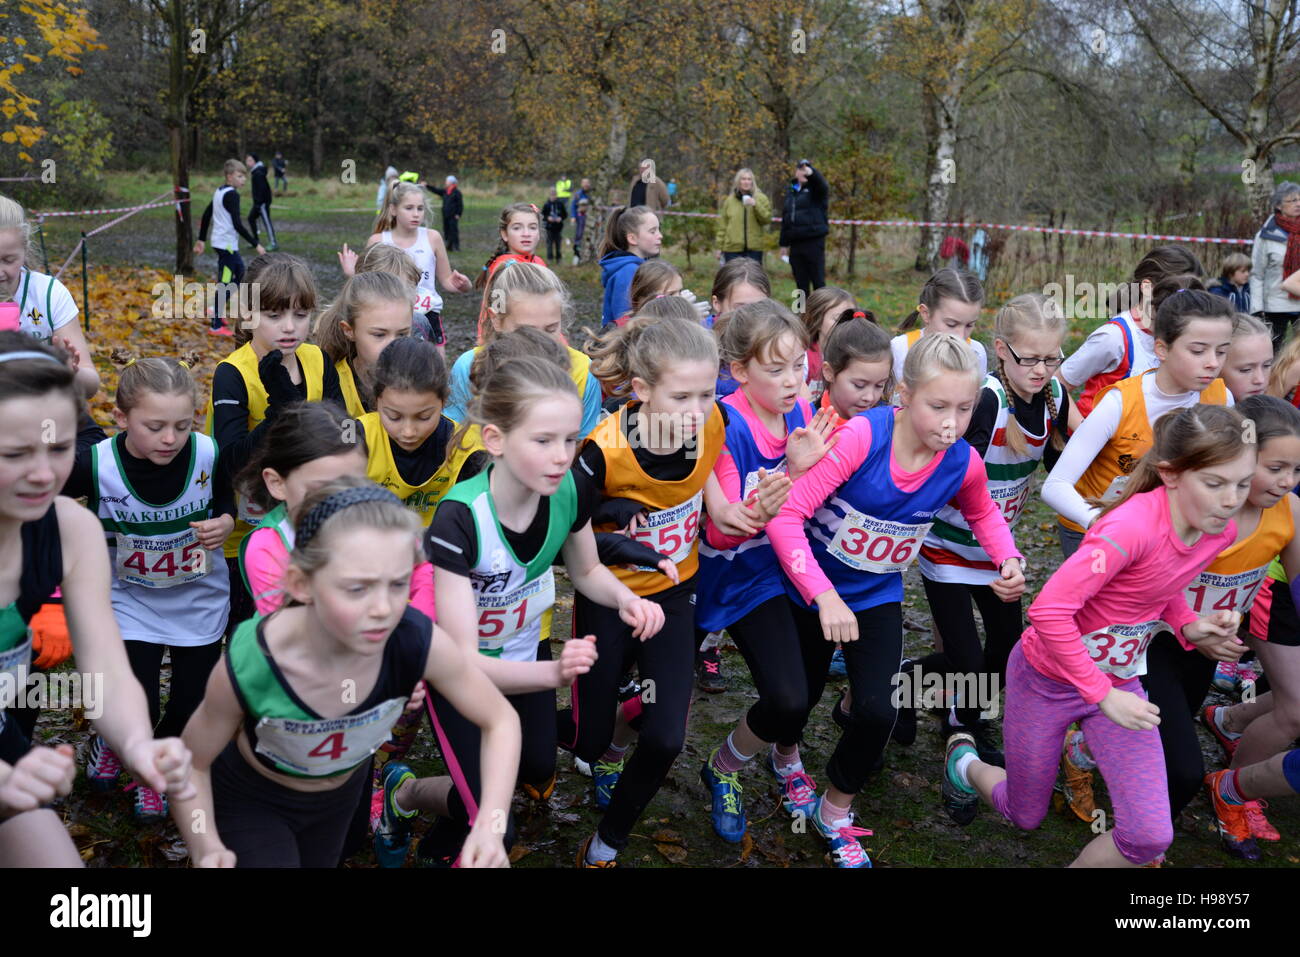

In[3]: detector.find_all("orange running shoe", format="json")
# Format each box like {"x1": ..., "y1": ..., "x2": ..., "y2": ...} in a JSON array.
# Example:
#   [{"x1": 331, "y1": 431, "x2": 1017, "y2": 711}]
[
  {"x1": 1058, "y1": 729, "x2": 1097, "y2": 823},
  {"x1": 1204, "y1": 770, "x2": 1261, "y2": 861},
  {"x1": 1245, "y1": 800, "x2": 1281, "y2": 842}
]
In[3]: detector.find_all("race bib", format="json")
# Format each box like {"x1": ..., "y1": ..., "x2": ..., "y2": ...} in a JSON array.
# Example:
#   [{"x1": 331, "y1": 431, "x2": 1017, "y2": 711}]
[
  {"x1": 631, "y1": 491, "x2": 703, "y2": 567},
  {"x1": 477, "y1": 569, "x2": 555, "y2": 657},
  {"x1": 238, "y1": 494, "x2": 266, "y2": 527},
  {"x1": 114, "y1": 530, "x2": 208, "y2": 588},
  {"x1": 742, "y1": 462, "x2": 788, "y2": 501},
  {"x1": 991, "y1": 479, "x2": 1032, "y2": 527},
  {"x1": 1186, "y1": 567, "x2": 1268, "y2": 617},
  {"x1": 255, "y1": 697, "x2": 407, "y2": 777},
  {"x1": 1100, "y1": 473, "x2": 1131, "y2": 504},
  {"x1": 1080, "y1": 619, "x2": 1166, "y2": 680},
  {"x1": 828, "y1": 511, "x2": 930, "y2": 574},
  {"x1": 0, "y1": 632, "x2": 32, "y2": 691},
  {"x1": 415, "y1": 289, "x2": 436, "y2": 313}
]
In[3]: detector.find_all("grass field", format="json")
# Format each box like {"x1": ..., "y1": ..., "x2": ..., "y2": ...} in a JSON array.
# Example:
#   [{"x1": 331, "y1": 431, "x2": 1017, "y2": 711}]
[{"x1": 29, "y1": 171, "x2": 1299, "y2": 868}]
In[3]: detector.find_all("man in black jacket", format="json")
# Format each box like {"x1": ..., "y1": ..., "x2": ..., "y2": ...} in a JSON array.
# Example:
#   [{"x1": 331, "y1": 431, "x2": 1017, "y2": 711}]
[
  {"x1": 430, "y1": 175, "x2": 464, "y2": 251},
  {"x1": 778, "y1": 159, "x2": 828, "y2": 296},
  {"x1": 244, "y1": 153, "x2": 278, "y2": 250},
  {"x1": 541, "y1": 188, "x2": 568, "y2": 261}
]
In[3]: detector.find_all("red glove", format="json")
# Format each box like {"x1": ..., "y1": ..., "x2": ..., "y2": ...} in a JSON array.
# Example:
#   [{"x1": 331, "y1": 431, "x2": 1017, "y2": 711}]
[{"x1": 29, "y1": 602, "x2": 72, "y2": 670}]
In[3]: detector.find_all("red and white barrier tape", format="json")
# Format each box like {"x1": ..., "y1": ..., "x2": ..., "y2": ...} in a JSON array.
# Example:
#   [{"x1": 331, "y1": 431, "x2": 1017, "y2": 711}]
[{"x1": 34, "y1": 196, "x2": 189, "y2": 220}]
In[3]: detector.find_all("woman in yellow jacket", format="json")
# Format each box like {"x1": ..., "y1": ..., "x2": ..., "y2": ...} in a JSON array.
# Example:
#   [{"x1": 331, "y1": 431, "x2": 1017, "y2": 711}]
[{"x1": 716, "y1": 169, "x2": 774, "y2": 266}]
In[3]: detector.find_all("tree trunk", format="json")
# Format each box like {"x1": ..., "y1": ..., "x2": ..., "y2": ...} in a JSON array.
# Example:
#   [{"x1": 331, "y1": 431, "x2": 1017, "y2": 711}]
[
  {"x1": 1243, "y1": 0, "x2": 1287, "y2": 220},
  {"x1": 168, "y1": 0, "x2": 193, "y2": 275},
  {"x1": 584, "y1": 91, "x2": 628, "y2": 264}
]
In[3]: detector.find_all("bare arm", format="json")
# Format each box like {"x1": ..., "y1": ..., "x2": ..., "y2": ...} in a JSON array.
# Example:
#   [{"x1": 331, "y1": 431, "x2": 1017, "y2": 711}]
[{"x1": 169, "y1": 660, "x2": 243, "y2": 866}]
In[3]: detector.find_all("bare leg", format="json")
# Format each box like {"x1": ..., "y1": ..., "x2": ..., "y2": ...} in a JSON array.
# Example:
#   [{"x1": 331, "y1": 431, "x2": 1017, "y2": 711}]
[
  {"x1": 0, "y1": 809, "x2": 83, "y2": 867},
  {"x1": 728, "y1": 715, "x2": 765, "y2": 756},
  {"x1": 1070, "y1": 830, "x2": 1139, "y2": 868},
  {"x1": 968, "y1": 759, "x2": 1006, "y2": 804},
  {"x1": 1229, "y1": 640, "x2": 1300, "y2": 766},
  {"x1": 394, "y1": 775, "x2": 453, "y2": 815},
  {"x1": 1236, "y1": 751, "x2": 1298, "y2": 801}
]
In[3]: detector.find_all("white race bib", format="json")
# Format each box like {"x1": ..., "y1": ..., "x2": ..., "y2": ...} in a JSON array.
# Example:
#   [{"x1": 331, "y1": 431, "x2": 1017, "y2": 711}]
[
  {"x1": 742, "y1": 462, "x2": 788, "y2": 501},
  {"x1": 255, "y1": 697, "x2": 407, "y2": 776},
  {"x1": 114, "y1": 530, "x2": 208, "y2": 588},
  {"x1": 477, "y1": 569, "x2": 555, "y2": 657},
  {"x1": 991, "y1": 478, "x2": 1032, "y2": 526},
  {"x1": 1080, "y1": 619, "x2": 1166, "y2": 680},
  {"x1": 631, "y1": 491, "x2": 703, "y2": 567},
  {"x1": 238, "y1": 494, "x2": 266, "y2": 527},
  {"x1": 415, "y1": 289, "x2": 436, "y2": 313},
  {"x1": 1186, "y1": 567, "x2": 1268, "y2": 617},
  {"x1": 1100, "y1": 473, "x2": 1131, "y2": 504},
  {"x1": 828, "y1": 511, "x2": 930, "y2": 574}
]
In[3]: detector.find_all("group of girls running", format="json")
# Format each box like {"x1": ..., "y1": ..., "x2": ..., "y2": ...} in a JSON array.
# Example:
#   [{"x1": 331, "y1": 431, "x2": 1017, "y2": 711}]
[{"x1": 5, "y1": 173, "x2": 1300, "y2": 871}]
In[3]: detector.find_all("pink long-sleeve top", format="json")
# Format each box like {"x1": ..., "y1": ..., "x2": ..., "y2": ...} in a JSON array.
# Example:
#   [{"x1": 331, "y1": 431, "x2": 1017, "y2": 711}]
[
  {"x1": 1020, "y1": 485, "x2": 1235, "y2": 704},
  {"x1": 766, "y1": 410, "x2": 1022, "y2": 606},
  {"x1": 243, "y1": 525, "x2": 436, "y2": 619}
]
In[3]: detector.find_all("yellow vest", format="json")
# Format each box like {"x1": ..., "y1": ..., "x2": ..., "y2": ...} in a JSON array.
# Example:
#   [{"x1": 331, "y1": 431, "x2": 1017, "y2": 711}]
[
  {"x1": 336, "y1": 358, "x2": 367, "y2": 418},
  {"x1": 205, "y1": 343, "x2": 327, "y2": 557},
  {"x1": 359, "y1": 412, "x2": 476, "y2": 526}
]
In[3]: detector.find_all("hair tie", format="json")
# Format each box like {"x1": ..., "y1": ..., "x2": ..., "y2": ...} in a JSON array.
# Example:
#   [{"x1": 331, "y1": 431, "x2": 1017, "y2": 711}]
[
  {"x1": 124, "y1": 357, "x2": 137, "y2": 367},
  {"x1": 0, "y1": 350, "x2": 64, "y2": 366},
  {"x1": 853, "y1": 311, "x2": 866, "y2": 319},
  {"x1": 296, "y1": 485, "x2": 401, "y2": 550},
  {"x1": 177, "y1": 360, "x2": 189, "y2": 370}
]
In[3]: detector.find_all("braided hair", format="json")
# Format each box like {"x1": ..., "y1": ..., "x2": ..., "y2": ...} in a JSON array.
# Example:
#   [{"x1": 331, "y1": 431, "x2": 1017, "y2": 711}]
[{"x1": 992, "y1": 294, "x2": 1067, "y2": 455}]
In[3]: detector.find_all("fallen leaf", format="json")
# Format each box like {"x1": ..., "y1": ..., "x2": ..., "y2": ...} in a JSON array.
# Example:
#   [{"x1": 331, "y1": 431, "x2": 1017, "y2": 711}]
[
  {"x1": 738, "y1": 832, "x2": 753, "y2": 863},
  {"x1": 508, "y1": 844, "x2": 533, "y2": 863}
]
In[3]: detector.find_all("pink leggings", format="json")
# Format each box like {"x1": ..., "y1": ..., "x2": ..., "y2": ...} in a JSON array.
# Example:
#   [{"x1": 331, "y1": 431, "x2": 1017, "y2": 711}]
[{"x1": 993, "y1": 642, "x2": 1173, "y2": 864}]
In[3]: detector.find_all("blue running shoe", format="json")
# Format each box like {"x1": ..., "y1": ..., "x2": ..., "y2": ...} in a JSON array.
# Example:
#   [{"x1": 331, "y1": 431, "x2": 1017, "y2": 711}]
[
  {"x1": 827, "y1": 647, "x2": 847, "y2": 678},
  {"x1": 593, "y1": 756, "x2": 624, "y2": 810},
  {"x1": 766, "y1": 755, "x2": 819, "y2": 820},
  {"x1": 700, "y1": 751, "x2": 746, "y2": 843},
  {"x1": 942, "y1": 732, "x2": 980, "y2": 826},
  {"x1": 807, "y1": 795, "x2": 872, "y2": 868},
  {"x1": 85, "y1": 735, "x2": 122, "y2": 792},
  {"x1": 374, "y1": 761, "x2": 417, "y2": 868}
]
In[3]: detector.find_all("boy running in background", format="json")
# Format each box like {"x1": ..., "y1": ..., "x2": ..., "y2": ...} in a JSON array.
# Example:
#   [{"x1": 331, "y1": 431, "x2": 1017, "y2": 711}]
[
  {"x1": 245, "y1": 153, "x2": 278, "y2": 251},
  {"x1": 194, "y1": 159, "x2": 266, "y2": 336}
]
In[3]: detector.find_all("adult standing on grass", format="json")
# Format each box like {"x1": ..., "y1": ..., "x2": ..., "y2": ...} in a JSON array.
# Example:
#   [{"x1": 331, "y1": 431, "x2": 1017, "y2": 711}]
[
  {"x1": 716, "y1": 168, "x2": 772, "y2": 265},
  {"x1": 779, "y1": 159, "x2": 829, "y2": 297},
  {"x1": 629, "y1": 158, "x2": 669, "y2": 211},
  {"x1": 272, "y1": 152, "x2": 288, "y2": 194},
  {"x1": 1251, "y1": 182, "x2": 1300, "y2": 351},
  {"x1": 571, "y1": 178, "x2": 592, "y2": 263},
  {"x1": 542, "y1": 188, "x2": 568, "y2": 262},
  {"x1": 430, "y1": 175, "x2": 464, "y2": 251},
  {"x1": 244, "y1": 153, "x2": 277, "y2": 252}
]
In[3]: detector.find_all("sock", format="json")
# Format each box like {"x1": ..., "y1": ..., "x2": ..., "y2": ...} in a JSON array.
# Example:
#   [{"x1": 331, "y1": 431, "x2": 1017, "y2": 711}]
[
  {"x1": 1067, "y1": 731, "x2": 1097, "y2": 770},
  {"x1": 1218, "y1": 770, "x2": 1246, "y2": 806},
  {"x1": 586, "y1": 832, "x2": 618, "y2": 863},
  {"x1": 710, "y1": 733, "x2": 755, "y2": 775},
  {"x1": 947, "y1": 706, "x2": 960, "y2": 729},
  {"x1": 953, "y1": 750, "x2": 977, "y2": 790},
  {"x1": 818, "y1": 793, "x2": 852, "y2": 829},
  {"x1": 772, "y1": 743, "x2": 803, "y2": 776},
  {"x1": 1214, "y1": 706, "x2": 1242, "y2": 740},
  {"x1": 599, "y1": 742, "x2": 629, "y2": 764}
]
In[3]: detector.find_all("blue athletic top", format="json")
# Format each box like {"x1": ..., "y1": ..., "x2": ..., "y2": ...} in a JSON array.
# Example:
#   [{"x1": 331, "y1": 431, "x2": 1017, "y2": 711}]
[{"x1": 696, "y1": 397, "x2": 812, "y2": 631}]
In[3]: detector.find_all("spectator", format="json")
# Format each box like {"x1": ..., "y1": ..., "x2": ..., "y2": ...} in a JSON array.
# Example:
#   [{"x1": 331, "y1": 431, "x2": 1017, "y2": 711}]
[
  {"x1": 272, "y1": 151, "x2": 288, "y2": 194},
  {"x1": 628, "y1": 158, "x2": 669, "y2": 211},
  {"x1": 715, "y1": 167, "x2": 772, "y2": 265},
  {"x1": 430, "y1": 175, "x2": 464, "y2": 251},
  {"x1": 555, "y1": 175, "x2": 572, "y2": 202},
  {"x1": 244, "y1": 153, "x2": 277, "y2": 251},
  {"x1": 778, "y1": 158, "x2": 829, "y2": 296},
  {"x1": 542, "y1": 187, "x2": 568, "y2": 261},
  {"x1": 376, "y1": 165, "x2": 398, "y2": 213},
  {"x1": 571, "y1": 177, "x2": 592, "y2": 263},
  {"x1": 667, "y1": 177, "x2": 678, "y2": 206},
  {"x1": 1208, "y1": 252, "x2": 1252, "y2": 314},
  {"x1": 1250, "y1": 181, "x2": 1300, "y2": 350}
]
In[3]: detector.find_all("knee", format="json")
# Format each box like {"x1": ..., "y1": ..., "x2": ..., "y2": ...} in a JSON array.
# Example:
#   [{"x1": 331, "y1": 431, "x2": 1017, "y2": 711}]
[
  {"x1": 1114, "y1": 819, "x2": 1173, "y2": 866},
  {"x1": 1008, "y1": 806, "x2": 1048, "y2": 831},
  {"x1": 762, "y1": 684, "x2": 810, "y2": 730},
  {"x1": 636, "y1": 724, "x2": 687, "y2": 768},
  {"x1": 1271, "y1": 700, "x2": 1300, "y2": 738},
  {"x1": 849, "y1": 694, "x2": 896, "y2": 733}
]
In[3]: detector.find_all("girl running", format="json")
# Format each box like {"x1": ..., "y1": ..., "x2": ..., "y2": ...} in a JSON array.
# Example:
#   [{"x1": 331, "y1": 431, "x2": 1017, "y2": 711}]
[
  {"x1": 890, "y1": 268, "x2": 988, "y2": 386},
  {"x1": 801, "y1": 286, "x2": 855, "y2": 401},
  {"x1": 68, "y1": 352, "x2": 233, "y2": 822},
  {"x1": 205, "y1": 253, "x2": 342, "y2": 628},
  {"x1": 563, "y1": 313, "x2": 726, "y2": 867},
  {"x1": 0, "y1": 194, "x2": 98, "y2": 396},
  {"x1": 0, "y1": 334, "x2": 194, "y2": 866},
  {"x1": 765, "y1": 334, "x2": 1026, "y2": 867},
  {"x1": 942, "y1": 404, "x2": 1253, "y2": 867},
  {"x1": 419, "y1": 355, "x2": 664, "y2": 865},
  {"x1": 345, "y1": 241, "x2": 433, "y2": 341},
  {"x1": 1043, "y1": 288, "x2": 1236, "y2": 557},
  {"x1": 706, "y1": 256, "x2": 771, "y2": 331},
  {"x1": 444, "y1": 262, "x2": 601, "y2": 438},
  {"x1": 356, "y1": 336, "x2": 477, "y2": 526},
  {"x1": 475, "y1": 203, "x2": 547, "y2": 340},
  {"x1": 912, "y1": 295, "x2": 1075, "y2": 763},
  {"x1": 1058, "y1": 245, "x2": 1205, "y2": 416},
  {"x1": 817, "y1": 309, "x2": 892, "y2": 427},
  {"x1": 364, "y1": 181, "x2": 471, "y2": 359},
  {"x1": 695, "y1": 299, "x2": 840, "y2": 843},
  {"x1": 1221, "y1": 313, "x2": 1274, "y2": 401},
  {"x1": 598, "y1": 206, "x2": 662, "y2": 327},
  {"x1": 170, "y1": 476, "x2": 521, "y2": 868},
  {"x1": 315, "y1": 272, "x2": 416, "y2": 418}
]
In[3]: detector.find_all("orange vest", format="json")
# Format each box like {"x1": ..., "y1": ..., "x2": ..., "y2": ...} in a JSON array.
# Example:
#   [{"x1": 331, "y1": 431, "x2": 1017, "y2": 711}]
[
  {"x1": 1060, "y1": 370, "x2": 1229, "y2": 533},
  {"x1": 586, "y1": 402, "x2": 726, "y2": 596}
]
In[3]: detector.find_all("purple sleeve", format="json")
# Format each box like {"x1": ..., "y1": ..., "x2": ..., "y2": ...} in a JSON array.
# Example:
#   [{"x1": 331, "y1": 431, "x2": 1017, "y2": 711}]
[
  {"x1": 953, "y1": 448, "x2": 1023, "y2": 567},
  {"x1": 765, "y1": 417, "x2": 872, "y2": 605}
]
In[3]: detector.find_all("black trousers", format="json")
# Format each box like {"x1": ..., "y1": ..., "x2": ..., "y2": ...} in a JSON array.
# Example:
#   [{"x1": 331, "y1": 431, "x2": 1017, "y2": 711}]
[
  {"x1": 546, "y1": 226, "x2": 564, "y2": 261},
  {"x1": 124, "y1": 639, "x2": 223, "y2": 739},
  {"x1": 443, "y1": 215, "x2": 459, "y2": 251},
  {"x1": 1139, "y1": 631, "x2": 1217, "y2": 818},
  {"x1": 723, "y1": 251, "x2": 764, "y2": 264},
  {"x1": 788, "y1": 238, "x2": 826, "y2": 296},
  {"x1": 247, "y1": 203, "x2": 276, "y2": 248}
]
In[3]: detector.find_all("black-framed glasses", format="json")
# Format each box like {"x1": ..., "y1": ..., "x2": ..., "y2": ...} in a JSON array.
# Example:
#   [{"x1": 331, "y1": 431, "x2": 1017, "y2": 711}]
[{"x1": 1005, "y1": 342, "x2": 1064, "y2": 369}]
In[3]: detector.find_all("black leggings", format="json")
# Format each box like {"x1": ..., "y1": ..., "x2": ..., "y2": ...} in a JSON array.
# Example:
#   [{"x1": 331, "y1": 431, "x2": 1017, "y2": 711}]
[
  {"x1": 1139, "y1": 631, "x2": 1217, "y2": 818},
  {"x1": 918, "y1": 576, "x2": 1022, "y2": 726},
  {"x1": 791, "y1": 600, "x2": 903, "y2": 795},
  {"x1": 728, "y1": 595, "x2": 834, "y2": 746},
  {"x1": 546, "y1": 226, "x2": 564, "y2": 260},
  {"x1": 425, "y1": 642, "x2": 556, "y2": 848},
  {"x1": 559, "y1": 582, "x2": 696, "y2": 851},
  {"x1": 212, "y1": 742, "x2": 370, "y2": 868},
  {"x1": 124, "y1": 640, "x2": 223, "y2": 740},
  {"x1": 225, "y1": 557, "x2": 256, "y2": 639}
]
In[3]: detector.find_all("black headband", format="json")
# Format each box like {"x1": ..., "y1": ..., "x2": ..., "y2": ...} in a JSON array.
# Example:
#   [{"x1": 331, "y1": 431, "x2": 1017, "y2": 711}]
[{"x1": 295, "y1": 485, "x2": 402, "y2": 549}]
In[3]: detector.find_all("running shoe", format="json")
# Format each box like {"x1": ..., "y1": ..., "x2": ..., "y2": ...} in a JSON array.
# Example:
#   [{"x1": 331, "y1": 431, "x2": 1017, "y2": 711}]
[
  {"x1": 827, "y1": 647, "x2": 847, "y2": 678},
  {"x1": 414, "y1": 816, "x2": 464, "y2": 868},
  {"x1": 696, "y1": 644, "x2": 727, "y2": 694},
  {"x1": 575, "y1": 833, "x2": 619, "y2": 868},
  {"x1": 1245, "y1": 800, "x2": 1281, "y2": 842},
  {"x1": 808, "y1": 796, "x2": 872, "y2": 868},
  {"x1": 1204, "y1": 769, "x2": 1261, "y2": 861},
  {"x1": 700, "y1": 752, "x2": 746, "y2": 842},
  {"x1": 374, "y1": 761, "x2": 417, "y2": 868},
  {"x1": 1200, "y1": 704, "x2": 1239, "y2": 761},
  {"x1": 948, "y1": 717, "x2": 1004, "y2": 768},
  {"x1": 125, "y1": 782, "x2": 168, "y2": 823},
  {"x1": 573, "y1": 753, "x2": 593, "y2": 777},
  {"x1": 592, "y1": 756, "x2": 624, "y2": 810},
  {"x1": 369, "y1": 787, "x2": 384, "y2": 833},
  {"x1": 85, "y1": 735, "x2": 122, "y2": 791},
  {"x1": 766, "y1": 755, "x2": 819, "y2": 820},
  {"x1": 206, "y1": 324, "x2": 233, "y2": 337},
  {"x1": 523, "y1": 774, "x2": 556, "y2": 803},
  {"x1": 1058, "y1": 728, "x2": 1097, "y2": 823},
  {"x1": 941, "y1": 732, "x2": 980, "y2": 826}
]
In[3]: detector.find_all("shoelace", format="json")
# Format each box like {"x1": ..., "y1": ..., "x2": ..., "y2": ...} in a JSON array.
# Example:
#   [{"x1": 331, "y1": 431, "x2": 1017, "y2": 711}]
[
  {"x1": 712, "y1": 768, "x2": 743, "y2": 814},
  {"x1": 1244, "y1": 801, "x2": 1275, "y2": 835},
  {"x1": 783, "y1": 771, "x2": 818, "y2": 807},
  {"x1": 702, "y1": 659, "x2": 720, "y2": 676},
  {"x1": 832, "y1": 823, "x2": 873, "y2": 867},
  {"x1": 91, "y1": 739, "x2": 122, "y2": 777},
  {"x1": 124, "y1": 782, "x2": 165, "y2": 816}
]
